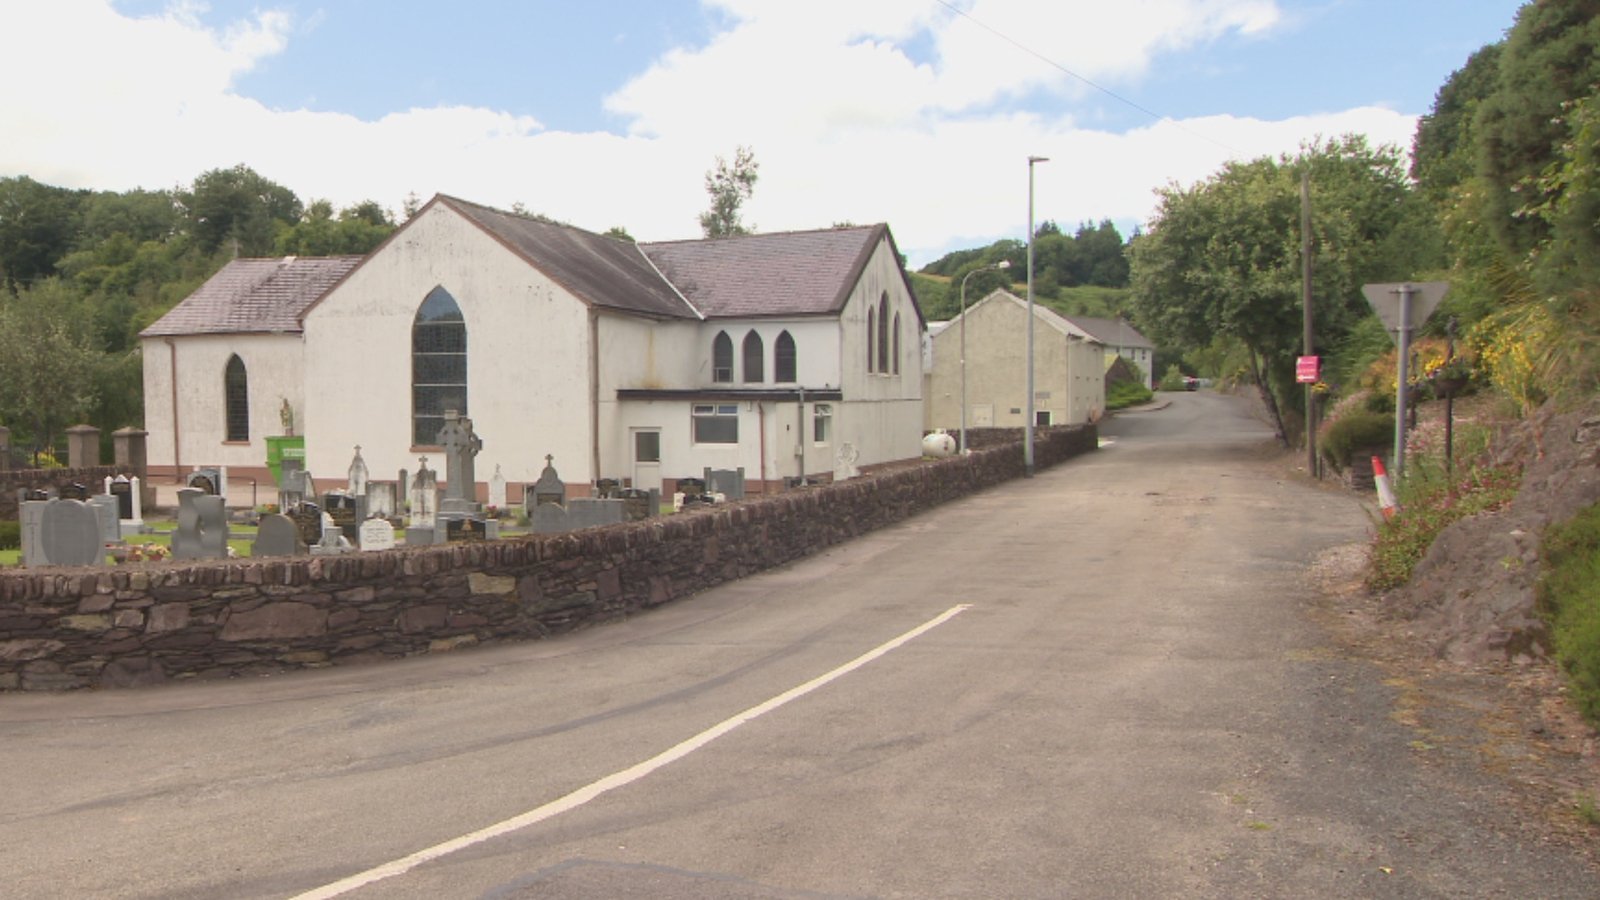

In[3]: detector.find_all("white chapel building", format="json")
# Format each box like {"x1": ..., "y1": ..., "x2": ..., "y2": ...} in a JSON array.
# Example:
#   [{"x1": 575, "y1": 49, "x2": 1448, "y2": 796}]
[{"x1": 140, "y1": 195, "x2": 927, "y2": 499}]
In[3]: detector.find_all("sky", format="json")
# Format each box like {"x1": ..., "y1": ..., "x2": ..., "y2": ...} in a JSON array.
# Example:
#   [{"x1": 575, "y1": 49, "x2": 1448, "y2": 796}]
[{"x1": 2, "y1": 1, "x2": 1526, "y2": 268}]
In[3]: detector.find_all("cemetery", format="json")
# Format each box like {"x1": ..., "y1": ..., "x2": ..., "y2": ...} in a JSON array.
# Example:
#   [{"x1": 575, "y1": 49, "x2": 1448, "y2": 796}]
[{"x1": 1, "y1": 412, "x2": 1097, "y2": 691}]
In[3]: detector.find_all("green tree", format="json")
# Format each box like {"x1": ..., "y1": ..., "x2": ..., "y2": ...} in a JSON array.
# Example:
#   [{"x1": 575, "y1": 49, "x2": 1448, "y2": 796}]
[
  {"x1": 1128, "y1": 136, "x2": 1431, "y2": 443},
  {"x1": 1411, "y1": 42, "x2": 1503, "y2": 204},
  {"x1": 0, "y1": 279, "x2": 102, "y2": 453},
  {"x1": 180, "y1": 164, "x2": 302, "y2": 256},
  {"x1": 699, "y1": 146, "x2": 759, "y2": 238},
  {"x1": 274, "y1": 199, "x2": 395, "y2": 256},
  {"x1": 0, "y1": 176, "x2": 85, "y2": 287},
  {"x1": 1473, "y1": 0, "x2": 1600, "y2": 256}
]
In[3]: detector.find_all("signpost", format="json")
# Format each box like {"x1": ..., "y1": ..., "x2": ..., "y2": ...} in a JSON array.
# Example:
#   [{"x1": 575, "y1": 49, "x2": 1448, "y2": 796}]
[
  {"x1": 1296, "y1": 355, "x2": 1320, "y2": 384},
  {"x1": 1362, "y1": 282, "x2": 1448, "y2": 479}
]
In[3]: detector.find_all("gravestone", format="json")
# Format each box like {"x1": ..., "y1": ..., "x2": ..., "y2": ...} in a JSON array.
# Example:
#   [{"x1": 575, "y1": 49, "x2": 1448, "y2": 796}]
[
  {"x1": 531, "y1": 497, "x2": 626, "y2": 534},
  {"x1": 436, "y1": 410, "x2": 482, "y2": 504},
  {"x1": 409, "y1": 457, "x2": 437, "y2": 529},
  {"x1": 347, "y1": 445, "x2": 370, "y2": 496},
  {"x1": 704, "y1": 467, "x2": 745, "y2": 500},
  {"x1": 59, "y1": 482, "x2": 91, "y2": 502},
  {"x1": 289, "y1": 502, "x2": 324, "y2": 546},
  {"x1": 186, "y1": 467, "x2": 222, "y2": 497},
  {"x1": 105, "y1": 474, "x2": 146, "y2": 537},
  {"x1": 171, "y1": 488, "x2": 228, "y2": 560},
  {"x1": 445, "y1": 516, "x2": 488, "y2": 542},
  {"x1": 278, "y1": 458, "x2": 309, "y2": 510},
  {"x1": 367, "y1": 481, "x2": 398, "y2": 519},
  {"x1": 619, "y1": 488, "x2": 660, "y2": 521},
  {"x1": 595, "y1": 477, "x2": 621, "y2": 498},
  {"x1": 310, "y1": 512, "x2": 353, "y2": 555},
  {"x1": 406, "y1": 525, "x2": 437, "y2": 546},
  {"x1": 88, "y1": 494, "x2": 121, "y2": 546},
  {"x1": 397, "y1": 468, "x2": 409, "y2": 509},
  {"x1": 22, "y1": 499, "x2": 107, "y2": 567},
  {"x1": 358, "y1": 517, "x2": 396, "y2": 551},
  {"x1": 676, "y1": 477, "x2": 707, "y2": 504},
  {"x1": 526, "y1": 454, "x2": 566, "y2": 515},
  {"x1": 488, "y1": 464, "x2": 507, "y2": 511},
  {"x1": 252, "y1": 513, "x2": 306, "y2": 557},
  {"x1": 322, "y1": 490, "x2": 365, "y2": 545}
]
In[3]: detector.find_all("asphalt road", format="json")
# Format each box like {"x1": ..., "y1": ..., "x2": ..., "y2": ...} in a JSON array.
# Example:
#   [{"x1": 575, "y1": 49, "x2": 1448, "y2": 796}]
[{"x1": 2, "y1": 391, "x2": 1593, "y2": 898}]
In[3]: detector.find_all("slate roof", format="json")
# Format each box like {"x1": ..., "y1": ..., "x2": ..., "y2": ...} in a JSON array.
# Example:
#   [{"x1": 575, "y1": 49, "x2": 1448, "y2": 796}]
[
  {"x1": 439, "y1": 196, "x2": 698, "y2": 320},
  {"x1": 1060, "y1": 315, "x2": 1152, "y2": 349},
  {"x1": 640, "y1": 225, "x2": 890, "y2": 319},
  {"x1": 140, "y1": 256, "x2": 364, "y2": 337}
]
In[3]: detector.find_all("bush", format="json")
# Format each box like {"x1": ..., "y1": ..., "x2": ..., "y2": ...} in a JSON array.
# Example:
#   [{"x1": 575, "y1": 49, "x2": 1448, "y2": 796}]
[
  {"x1": 0, "y1": 520, "x2": 18, "y2": 551},
  {"x1": 1106, "y1": 380, "x2": 1153, "y2": 410},
  {"x1": 1318, "y1": 410, "x2": 1393, "y2": 472},
  {"x1": 1367, "y1": 463, "x2": 1521, "y2": 591},
  {"x1": 1537, "y1": 502, "x2": 1600, "y2": 726},
  {"x1": 1157, "y1": 363, "x2": 1188, "y2": 392}
]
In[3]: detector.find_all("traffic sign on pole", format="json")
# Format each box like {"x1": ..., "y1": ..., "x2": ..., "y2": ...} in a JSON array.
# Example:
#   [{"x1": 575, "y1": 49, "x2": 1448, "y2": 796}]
[{"x1": 1363, "y1": 282, "x2": 1448, "y2": 343}]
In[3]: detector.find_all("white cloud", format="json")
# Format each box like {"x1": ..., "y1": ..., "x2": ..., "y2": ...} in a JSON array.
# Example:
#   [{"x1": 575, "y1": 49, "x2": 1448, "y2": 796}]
[{"x1": 0, "y1": 0, "x2": 1416, "y2": 268}]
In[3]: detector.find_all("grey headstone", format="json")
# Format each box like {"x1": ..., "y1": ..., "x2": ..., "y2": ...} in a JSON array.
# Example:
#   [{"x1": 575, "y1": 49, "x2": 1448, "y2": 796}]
[
  {"x1": 171, "y1": 488, "x2": 228, "y2": 560},
  {"x1": 253, "y1": 513, "x2": 306, "y2": 557},
  {"x1": 704, "y1": 467, "x2": 746, "y2": 500},
  {"x1": 527, "y1": 454, "x2": 565, "y2": 515},
  {"x1": 37, "y1": 499, "x2": 106, "y2": 567},
  {"x1": 531, "y1": 497, "x2": 625, "y2": 534},
  {"x1": 19, "y1": 501, "x2": 49, "y2": 567},
  {"x1": 410, "y1": 458, "x2": 437, "y2": 528},
  {"x1": 405, "y1": 525, "x2": 436, "y2": 546},
  {"x1": 88, "y1": 495, "x2": 122, "y2": 545},
  {"x1": 436, "y1": 410, "x2": 482, "y2": 504}
]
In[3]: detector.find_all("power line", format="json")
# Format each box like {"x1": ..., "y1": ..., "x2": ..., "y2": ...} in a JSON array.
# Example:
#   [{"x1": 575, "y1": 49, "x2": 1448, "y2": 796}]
[{"x1": 930, "y1": 0, "x2": 1243, "y2": 156}]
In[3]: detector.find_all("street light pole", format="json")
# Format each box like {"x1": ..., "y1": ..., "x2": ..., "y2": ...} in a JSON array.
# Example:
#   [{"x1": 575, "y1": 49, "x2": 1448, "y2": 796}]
[
  {"x1": 958, "y1": 259, "x2": 1010, "y2": 455},
  {"x1": 1025, "y1": 155, "x2": 1048, "y2": 477}
]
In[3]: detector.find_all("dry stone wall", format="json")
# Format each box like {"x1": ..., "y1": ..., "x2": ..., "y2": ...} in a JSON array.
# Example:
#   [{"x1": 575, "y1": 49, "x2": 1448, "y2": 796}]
[{"x1": 0, "y1": 426, "x2": 1096, "y2": 691}]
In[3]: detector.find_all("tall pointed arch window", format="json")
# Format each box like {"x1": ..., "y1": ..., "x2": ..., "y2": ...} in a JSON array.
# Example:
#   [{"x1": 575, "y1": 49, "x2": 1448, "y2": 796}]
[
  {"x1": 413, "y1": 286, "x2": 467, "y2": 446},
  {"x1": 742, "y1": 330, "x2": 764, "y2": 383},
  {"x1": 866, "y1": 306, "x2": 877, "y2": 373},
  {"x1": 224, "y1": 354, "x2": 249, "y2": 442},
  {"x1": 712, "y1": 331, "x2": 734, "y2": 383},
  {"x1": 892, "y1": 312, "x2": 902, "y2": 375},
  {"x1": 876, "y1": 293, "x2": 891, "y2": 373},
  {"x1": 774, "y1": 331, "x2": 797, "y2": 383}
]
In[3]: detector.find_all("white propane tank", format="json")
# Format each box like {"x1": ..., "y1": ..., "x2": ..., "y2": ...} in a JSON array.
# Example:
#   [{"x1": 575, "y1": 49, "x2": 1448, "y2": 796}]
[{"x1": 922, "y1": 430, "x2": 957, "y2": 458}]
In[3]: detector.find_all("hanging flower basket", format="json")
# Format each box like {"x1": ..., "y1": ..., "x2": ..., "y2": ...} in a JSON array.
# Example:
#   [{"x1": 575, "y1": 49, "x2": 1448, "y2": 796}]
[{"x1": 1431, "y1": 375, "x2": 1469, "y2": 398}]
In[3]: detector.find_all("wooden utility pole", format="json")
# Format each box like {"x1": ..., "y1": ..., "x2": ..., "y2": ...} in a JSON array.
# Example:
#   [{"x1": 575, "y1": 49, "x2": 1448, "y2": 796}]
[{"x1": 1301, "y1": 172, "x2": 1316, "y2": 476}]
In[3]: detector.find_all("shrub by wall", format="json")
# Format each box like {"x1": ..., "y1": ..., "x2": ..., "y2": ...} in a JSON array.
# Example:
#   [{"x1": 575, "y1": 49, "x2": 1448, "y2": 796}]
[{"x1": 0, "y1": 426, "x2": 1097, "y2": 691}]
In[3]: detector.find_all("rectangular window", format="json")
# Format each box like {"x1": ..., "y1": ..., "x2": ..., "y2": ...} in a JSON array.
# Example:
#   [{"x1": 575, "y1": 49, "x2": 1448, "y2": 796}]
[
  {"x1": 635, "y1": 430, "x2": 661, "y2": 463},
  {"x1": 692, "y1": 403, "x2": 739, "y2": 444},
  {"x1": 813, "y1": 403, "x2": 833, "y2": 444},
  {"x1": 1035, "y1": 410, "x2": 1053, "y2": 427}
]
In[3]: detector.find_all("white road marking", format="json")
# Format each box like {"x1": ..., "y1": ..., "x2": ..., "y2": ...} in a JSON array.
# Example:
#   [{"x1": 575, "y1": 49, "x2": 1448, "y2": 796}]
[{"x1": 291, "y1": 604, "x2": 973, "y2": 899}]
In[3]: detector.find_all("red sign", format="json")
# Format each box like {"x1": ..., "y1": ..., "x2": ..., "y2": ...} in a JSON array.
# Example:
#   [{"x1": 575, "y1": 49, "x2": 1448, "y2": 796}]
[{"x1": 1296, "y1": 355, "x2": 1320, "y2": 384}]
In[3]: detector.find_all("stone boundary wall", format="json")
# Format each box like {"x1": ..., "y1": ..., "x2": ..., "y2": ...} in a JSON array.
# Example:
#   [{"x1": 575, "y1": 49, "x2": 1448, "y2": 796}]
[
  {"x1": 1, "y1": 466, "x2": 131, "y2": 521},
  {"x1": 0, "y1": 426, "x2": 1096, "y2": 691}
]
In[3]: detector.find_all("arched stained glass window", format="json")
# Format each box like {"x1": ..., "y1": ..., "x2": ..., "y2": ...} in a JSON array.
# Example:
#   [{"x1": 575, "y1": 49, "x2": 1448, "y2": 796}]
[
  {"x1": 876, "y1": 293, "x2": 890, "y2": 373},
  {"x1": 774, "y1": 331, "x2": 796, "y2": 383},
  {"x1": 892, "y1": 312, "x2": 901, "y2": 375},
  {"x1": 742, "y1": 330, "x2": 764, "y2": 383},
  {"x1": 413, "y1": 286, "x2": 467, "y2": 446},
  {"x1": 867, "y1": 307, "x2": 876, "y2": 373},
  {"x1": 712, "y1": 331, "x2": 733, "y2": 383},
  {"x1": 224, "y1": 354, "x2": 249, "y2": 442}
]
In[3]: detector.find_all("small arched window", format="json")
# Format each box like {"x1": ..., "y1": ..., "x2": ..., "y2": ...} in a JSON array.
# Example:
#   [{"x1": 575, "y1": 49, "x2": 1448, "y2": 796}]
[
  {"x1": 866, "y1": 306, "x2": 876, "y2": 373},
  {"x1": 876, "y1": 293, "x2": 890, "y2": 373},
  {"x1": 742, "y1": 330, "x2": 764, "y2": 383},
  {"x1": 712, "y1": 331, "x2": 733, "y2": 383},
  {"x1": 224, "y1": 354, "x2": 249, "y2": 442},
  {"x1": 774, "y1": 331, "x2": 797, "y2": 382},
  {"x1": 892, "y1": 312, "x2": 902, "y2": 375},
  {"x1": 413, "y1": 286, "x2": 467, "y2": 446}
]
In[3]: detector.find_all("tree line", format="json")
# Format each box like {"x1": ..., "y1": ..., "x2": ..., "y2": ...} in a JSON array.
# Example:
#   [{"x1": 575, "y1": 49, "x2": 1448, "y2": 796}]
[{"x1": 0, "y1": 165, "x2": 399, "y2": 461}]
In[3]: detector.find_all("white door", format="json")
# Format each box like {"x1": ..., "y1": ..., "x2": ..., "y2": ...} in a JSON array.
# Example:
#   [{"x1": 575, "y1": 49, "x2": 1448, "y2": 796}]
[{"x1": 632, "y1": 428, "x2": 661, "y2": 492}]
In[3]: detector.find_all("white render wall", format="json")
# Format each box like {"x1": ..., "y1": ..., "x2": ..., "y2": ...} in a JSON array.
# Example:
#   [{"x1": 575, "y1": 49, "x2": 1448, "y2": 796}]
[
  {"x1": 302, "y1": 203, "x2": 596, "y2": 491},
  {"x1": 924, "y1": 294, "x2": 1107, "y2": 431},
  {"x1": 140, "y1": 332, "x2": 305, "y2": 476}
]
